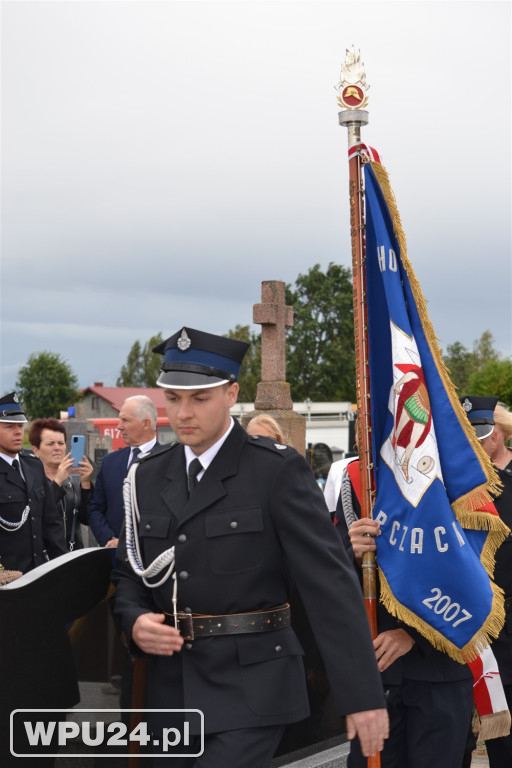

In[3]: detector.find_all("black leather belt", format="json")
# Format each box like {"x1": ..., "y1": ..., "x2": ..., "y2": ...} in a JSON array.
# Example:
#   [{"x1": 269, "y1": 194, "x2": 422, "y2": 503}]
[{"x1": 165, "y1": 603, "x2": 290, "y2": 641}]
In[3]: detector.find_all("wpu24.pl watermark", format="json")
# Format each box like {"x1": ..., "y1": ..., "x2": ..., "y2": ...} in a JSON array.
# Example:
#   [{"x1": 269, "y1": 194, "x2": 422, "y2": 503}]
[{"x1": 10, "y1": 709, "x2": 204, "y2": 758}]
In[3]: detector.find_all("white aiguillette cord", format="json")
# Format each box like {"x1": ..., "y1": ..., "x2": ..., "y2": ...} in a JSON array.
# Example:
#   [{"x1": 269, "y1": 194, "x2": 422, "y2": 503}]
[
  {"x1": 123, "y1": 463, "x2": 176, "y2": 589},
  {"x1": 0, "y1": 505, "x2": 30, "y2": 531}
]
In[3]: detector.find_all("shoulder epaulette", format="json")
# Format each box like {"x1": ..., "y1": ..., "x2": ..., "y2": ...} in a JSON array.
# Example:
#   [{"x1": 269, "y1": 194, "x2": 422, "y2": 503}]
[
  {"x1": 247, "y1": 435, "x2": 292, "y2": 456},
  {"x1": 138, "y1": 442, "x2": 179, "y2": 462},
  {"x1": 19, "y1": 449, "x2": 37, "y2": 459}
]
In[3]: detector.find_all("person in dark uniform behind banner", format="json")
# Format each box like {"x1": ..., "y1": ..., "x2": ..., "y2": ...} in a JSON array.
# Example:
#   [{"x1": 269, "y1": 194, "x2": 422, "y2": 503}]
[
  {"x1": 112, "y1": 326, "x2": 388, "y2": 768},
  {"x1": 335, "y1": 456, "x2": 474, "y2": 768},
  {"x1": 460, "y1": 396, "x2": 512, "y2": 768},
  {"x1": 0, "y1": 392, "x2": 77, "y2": 768}
]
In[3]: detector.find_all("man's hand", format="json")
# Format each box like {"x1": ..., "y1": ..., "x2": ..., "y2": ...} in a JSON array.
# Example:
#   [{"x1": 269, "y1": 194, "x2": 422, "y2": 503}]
[
  {"x1": 132, "y1": 613, "x2": 184, "y2": 656},
  {"x1": 348, "y1": 517, "x2": 380, "y2": 563},
  {"x1": 374, "y1": 629, "x2": 415, "y2": 671},
  {"x1": 346, "y1": 708, "x2": 389, "y2": 757},
  {"x1": 105, "y1": 537, "x2": 119, "y2": 548}
]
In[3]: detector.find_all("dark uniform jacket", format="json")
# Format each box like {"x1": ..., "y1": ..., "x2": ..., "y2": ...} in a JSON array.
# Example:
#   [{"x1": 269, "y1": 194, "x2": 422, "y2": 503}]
[
  {"x1": 491, "y1": 459, "x2": 512, "y2": 685},
  {"x1": 0, "y1": 451, "x2": 67, "y2": 573},
  {"x1": 113, "y1": 421, "x2": 385, "y2": 735},
  {"x1": 0, "y1": 452, "x2": 78, "y2": 760}
]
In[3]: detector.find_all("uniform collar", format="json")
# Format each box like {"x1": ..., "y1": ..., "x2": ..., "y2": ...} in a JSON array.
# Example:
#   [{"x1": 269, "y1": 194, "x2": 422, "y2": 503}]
[
  {"x1": 0, "y1": 451, "x2": 20, "y2": 466},
  {"x1": 184, "y1": 417, "x2": 235, "y2": 475}
]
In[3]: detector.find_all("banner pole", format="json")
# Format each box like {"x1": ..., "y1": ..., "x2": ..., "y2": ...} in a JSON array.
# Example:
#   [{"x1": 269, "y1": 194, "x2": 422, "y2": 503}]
[{"x1": 336, "y1": 49, "x2": 381, "y2": 768}]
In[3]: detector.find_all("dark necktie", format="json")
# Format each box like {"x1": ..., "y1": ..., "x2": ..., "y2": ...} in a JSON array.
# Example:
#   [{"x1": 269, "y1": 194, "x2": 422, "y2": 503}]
[
  {"x1": 187, "y1": 458, "x2": 203, "y2": 494},
  {"x1": 12, "y1": 458, "x2": 24, "y2": 483},
  {"x1": 128, "y1": 446, "x2": 141, "y2": 469}
]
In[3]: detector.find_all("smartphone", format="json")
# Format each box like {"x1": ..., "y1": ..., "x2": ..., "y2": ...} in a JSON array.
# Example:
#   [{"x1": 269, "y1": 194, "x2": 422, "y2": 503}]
[{"x1": 70, "y1": 434, "x2": 86, "y2": 467}]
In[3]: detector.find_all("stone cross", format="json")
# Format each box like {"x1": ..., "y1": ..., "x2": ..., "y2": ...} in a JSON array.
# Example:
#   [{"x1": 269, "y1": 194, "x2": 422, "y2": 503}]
[{"x1": 253, "y1": 280, "x2": 293, "y2": 410}]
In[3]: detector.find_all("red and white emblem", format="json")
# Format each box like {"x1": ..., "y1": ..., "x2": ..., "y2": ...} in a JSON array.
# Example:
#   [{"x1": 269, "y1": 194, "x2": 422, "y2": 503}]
[{"x1": 339, "y1": 85, "x2": 366, "y2": 109}]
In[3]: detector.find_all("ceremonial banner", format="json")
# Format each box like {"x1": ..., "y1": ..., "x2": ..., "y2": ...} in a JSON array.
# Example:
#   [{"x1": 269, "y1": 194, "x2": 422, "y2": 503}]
[{"x1": 363, "y1": 160, "x2": 509, "y2": 662}]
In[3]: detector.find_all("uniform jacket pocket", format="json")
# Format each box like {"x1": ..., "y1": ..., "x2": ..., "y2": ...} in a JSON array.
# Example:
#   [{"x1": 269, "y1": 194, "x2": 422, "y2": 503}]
[{"x1": 205, "y1": 507, "x2": 264, "y2": 574}]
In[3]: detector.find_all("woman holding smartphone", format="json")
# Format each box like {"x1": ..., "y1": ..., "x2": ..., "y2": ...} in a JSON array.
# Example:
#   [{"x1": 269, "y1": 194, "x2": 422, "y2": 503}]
[{"x1": 29, "y1": 418, "x2": 94, "y2": 550}]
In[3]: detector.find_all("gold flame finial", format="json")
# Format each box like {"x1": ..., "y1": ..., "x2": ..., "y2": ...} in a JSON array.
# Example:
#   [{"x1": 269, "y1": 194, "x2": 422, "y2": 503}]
[{"x1": 335, "y1": 46, "x2": 369, "y2": 110}]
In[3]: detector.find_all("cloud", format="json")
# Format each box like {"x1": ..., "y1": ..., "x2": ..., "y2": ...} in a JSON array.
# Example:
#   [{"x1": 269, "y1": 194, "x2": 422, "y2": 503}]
[{"x1": 1, "y1": 1, "x2": 511, "y2": 393}]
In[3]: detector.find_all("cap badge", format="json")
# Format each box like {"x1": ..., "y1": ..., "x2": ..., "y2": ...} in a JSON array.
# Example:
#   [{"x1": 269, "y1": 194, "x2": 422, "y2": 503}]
[
  {"x1": 177, "y1": 329, "x2": 191, "y2": 352},
  {"x1": 13, "y1": 393, "x2": 19, "y2": 403},
  {"x1": 462, "y1": 398, "x2": 472, "y2": 413}
]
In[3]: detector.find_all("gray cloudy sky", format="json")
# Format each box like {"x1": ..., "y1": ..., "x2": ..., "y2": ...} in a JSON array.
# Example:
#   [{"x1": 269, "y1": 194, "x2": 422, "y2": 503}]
[{"x1": 1, "y1": 0, "x2": 511, "y2": 394}]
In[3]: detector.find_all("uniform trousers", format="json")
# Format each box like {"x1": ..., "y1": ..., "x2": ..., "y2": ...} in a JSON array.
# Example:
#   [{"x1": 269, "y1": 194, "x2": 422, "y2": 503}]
[
  {"x1": 3, "y1": 712, "x2": 68, "y2": 768},
  {"x1": 486, "y1": 682, "x2": 512, "y2": 768},
  {"x1": 148, "y1": 723, "x2": 286, "y2": 768},
  {"x1": 348, "y1": 678, "x2": 474, "y2": 768}
]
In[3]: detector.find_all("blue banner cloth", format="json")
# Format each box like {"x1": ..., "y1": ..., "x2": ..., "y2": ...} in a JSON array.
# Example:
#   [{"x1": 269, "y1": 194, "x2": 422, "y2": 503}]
[{"x1": 363, "y1": 161, "x2": 507, "y2": 662}]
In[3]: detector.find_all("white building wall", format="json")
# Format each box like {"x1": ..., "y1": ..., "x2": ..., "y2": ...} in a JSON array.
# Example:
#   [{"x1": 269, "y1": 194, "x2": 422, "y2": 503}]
[{"x1": 231, "y1": 402, "x2": 357, "y2": 459}]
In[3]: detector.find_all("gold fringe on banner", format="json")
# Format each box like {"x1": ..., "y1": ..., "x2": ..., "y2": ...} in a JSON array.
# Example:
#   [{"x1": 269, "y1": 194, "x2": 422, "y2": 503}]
[
  {"x1": 478, "y1": 709, "x2": 512, "y2": 742},
  {"x1": 369, "y1": 161, "x2": 505, "y2": 522},
  {"x1": 0, "y1": 567, "x2": 22, "y2": 586},
  {"x1": 379, "y1": 568, "x2": 505, "y2": 664}
]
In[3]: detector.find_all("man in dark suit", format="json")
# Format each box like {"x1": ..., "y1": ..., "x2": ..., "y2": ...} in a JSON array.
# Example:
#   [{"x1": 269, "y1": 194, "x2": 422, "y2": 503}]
[
  {"x1": 88, "y1": 395, "x2": 159, "y2": 547},
  {"x1": 113, "y1": 327, "x2": 388, "y2": 768}
]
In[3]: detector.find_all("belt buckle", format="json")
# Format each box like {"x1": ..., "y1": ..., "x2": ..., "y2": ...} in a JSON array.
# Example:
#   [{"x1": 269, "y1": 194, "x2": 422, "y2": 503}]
[{"x1": 177, "y1": 612, "x2": 194, "y2": 641}]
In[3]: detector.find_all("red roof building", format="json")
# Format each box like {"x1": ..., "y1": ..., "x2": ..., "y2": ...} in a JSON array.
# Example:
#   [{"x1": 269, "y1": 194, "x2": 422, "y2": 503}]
[{"x1": 74, "y1": 383, "x2": 168, "y2": 420}]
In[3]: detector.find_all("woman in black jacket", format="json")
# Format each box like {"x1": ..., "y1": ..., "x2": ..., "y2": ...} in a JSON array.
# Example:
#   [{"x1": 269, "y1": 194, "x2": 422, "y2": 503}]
[{"x1": 29, "y1": 418, "x2": 93, "y2": 550}]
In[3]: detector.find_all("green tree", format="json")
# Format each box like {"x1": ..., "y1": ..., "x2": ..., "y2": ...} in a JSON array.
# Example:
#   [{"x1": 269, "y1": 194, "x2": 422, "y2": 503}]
[
  {"x1": 468, "y1": 359, "x2": 512, "y2": 406},
  {"x1": 285, "y1": 263, "x2": 355, "y2": 401},
  {"x1": 224, "y1": 325, "x2": 261, "y2": 402},
  {"x1": 443, "y1": 331, "x2": 502, "y2": 395},
  {"x1": 117, "y1": 340, "x2": 143, "y2": 386},
  {"x1": 117, "y1": 333, "x2": 164, "y2": 387},
  {"x1": 442, "y1": 341, "x2": 474, "y2": 393},
  {"x1": 472, "y1": 330, "x2": 500, "y2": 367},
  {"x1": 15, "y1": 351, "x2": 79, "y2": 420}
]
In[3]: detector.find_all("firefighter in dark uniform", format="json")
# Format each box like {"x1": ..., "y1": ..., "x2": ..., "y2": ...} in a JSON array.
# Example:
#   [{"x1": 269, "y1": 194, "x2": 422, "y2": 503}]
[
  {"x1": 113, "y1": 327, "x2": 389, "y2": 768},
  {"x1": 0, "y1": 392, "x2": 67, "y2": 573},
  {"x1": 0, "y1": 392, "x2": 74, "y2": 768},
  {"x1": 461, "y1": 395, "x2": 512, "y2": 768}
]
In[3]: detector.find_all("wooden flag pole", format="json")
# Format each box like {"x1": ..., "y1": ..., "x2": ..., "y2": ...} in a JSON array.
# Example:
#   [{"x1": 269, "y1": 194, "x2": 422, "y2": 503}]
[{"x1": 336, "y1": 48, "x2": 380, "y2": 768}]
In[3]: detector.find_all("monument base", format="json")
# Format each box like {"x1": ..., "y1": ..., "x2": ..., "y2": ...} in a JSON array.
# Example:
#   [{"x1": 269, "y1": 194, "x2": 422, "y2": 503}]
[{"x1": 255, "y1": 380, "x2": 294, "y2": 411}]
